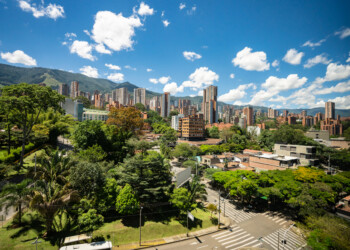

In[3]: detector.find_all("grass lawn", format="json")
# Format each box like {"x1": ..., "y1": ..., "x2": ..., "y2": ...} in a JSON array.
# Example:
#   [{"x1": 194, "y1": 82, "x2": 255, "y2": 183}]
[
  {"x1": 0, "y1": 213, "x2": 57, "y2": 250},
  {"x1": 94, "y1": 208, "x2": 217, "y2": 246},
  {"x1": 0, "y1": 208, "x2": 216, "y2": 249}
]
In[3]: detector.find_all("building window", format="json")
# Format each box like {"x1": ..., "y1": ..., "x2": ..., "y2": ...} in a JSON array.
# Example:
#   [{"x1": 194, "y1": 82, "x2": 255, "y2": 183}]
[{"x1": 290, "y1": 146, "x2": 296, "y2": 151}]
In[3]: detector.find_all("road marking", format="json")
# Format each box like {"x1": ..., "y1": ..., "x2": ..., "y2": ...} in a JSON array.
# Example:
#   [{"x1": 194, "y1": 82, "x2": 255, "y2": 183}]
[
  {"x1": 197, "y1": 245, "x2": 208, "y2": 249},
  {"x1": 212, "y1": 231, "x2": 232, "y2": 237},
  {"x1": 279, "y1": 221, "x2": 287, "y2": 225},
  {"x1": 222, "y1": 234, "x2": 251, "y2": 245},
  {"x1": 275, "y1": 218, "x2": 284, "y2": 223},
  {"x1": 225, "y1": 236, "x2": 254, "y2": 248},
  {"x1": 190, "y1": 242, "x2": 198, "y2": 245},
  {"x1": 231, "y1": 239, "x2": 258, "y2": 250},
  {"x1": 213, "y1": 231, "x2": 232, "y2": 239},
  {"x1": 218, "y1": 231, "x2": 246, "y2": 242}
]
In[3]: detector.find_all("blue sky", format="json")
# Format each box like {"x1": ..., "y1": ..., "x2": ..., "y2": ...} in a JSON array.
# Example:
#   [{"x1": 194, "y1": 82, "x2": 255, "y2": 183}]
[{"x1": 0, "y1": 0, "x2": 350, "y2": 109}]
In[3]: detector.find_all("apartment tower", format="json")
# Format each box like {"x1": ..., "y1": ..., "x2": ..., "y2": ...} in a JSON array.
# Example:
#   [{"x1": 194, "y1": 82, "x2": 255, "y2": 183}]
[
  {"x1": 161, "y1": 92, "x2": 171, "y2": 117},
  {"x1": 202, "y1": 85, "x2": 218, "y2": 124},
  {"x1": 325, "y1": 101, "x2": 335, "y2": 119},
  {"x1": 133, "y1": 88, "x2": 146, "y2": 106},
  {"x1": 58, "y1": 83, "x2": 69, "y2": 96},
  {"x1": 70, "y1": 81, "x2": 79, "y2": 98}
]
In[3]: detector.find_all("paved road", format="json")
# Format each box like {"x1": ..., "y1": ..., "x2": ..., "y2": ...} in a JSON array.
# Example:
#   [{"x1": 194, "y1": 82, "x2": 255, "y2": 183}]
[{"x1": 143, "y1": 187, "x2": 306, "y2": 250}]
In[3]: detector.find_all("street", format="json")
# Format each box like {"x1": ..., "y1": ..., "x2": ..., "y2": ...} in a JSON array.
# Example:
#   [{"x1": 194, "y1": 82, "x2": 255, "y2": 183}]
[{"x1": 143, "y1": 187, "x2": 306, "y2": 250}]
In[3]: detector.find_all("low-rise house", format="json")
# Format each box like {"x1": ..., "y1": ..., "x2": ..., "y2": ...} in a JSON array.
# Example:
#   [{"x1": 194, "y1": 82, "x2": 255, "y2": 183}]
[
  {"x1": 273, "y1": 144, "x2": 319, "y2": 166},
  {"x1": 336, "y1": 195, "x2": 350, "y2": 220},
  {"x1": 249, "y1": 153, "x2": 299, "y2": 173}
]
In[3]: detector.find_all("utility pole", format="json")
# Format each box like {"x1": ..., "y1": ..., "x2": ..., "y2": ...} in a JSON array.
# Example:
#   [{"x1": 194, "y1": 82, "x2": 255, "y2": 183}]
[
  {"x1": 139, "y1": 206, "x2": 143, "y2": 246},
  {"x1": 218, "y1": 191, "x2": 221, "y2": 229},
  {"x1": 187, "y1": 211, "x2": 189, "y2": 237}
]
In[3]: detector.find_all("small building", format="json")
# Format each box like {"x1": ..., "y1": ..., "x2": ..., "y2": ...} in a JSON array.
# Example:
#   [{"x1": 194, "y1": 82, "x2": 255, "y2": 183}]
[
  {"x1": 249, "y1": 153, "x2": 299, "y2": 172},
  {"x1": 305, "y1": 129, "x2": 330, "y2": 141},
  {"x1": 61, "y1": 98, "x2": 84, "y2": 122},
  {"x1": 247, "y1": 126, "x2": 261, "y2": 136},
  {"x1": 82, "y1": 109, "x2": 109, "y2": 121},
  {"x1": 336, "y1": 195, "x2": 350, "y2": 220},
  {"x1": 273, "y1": 144, "x2": 319, "y2": 166}
]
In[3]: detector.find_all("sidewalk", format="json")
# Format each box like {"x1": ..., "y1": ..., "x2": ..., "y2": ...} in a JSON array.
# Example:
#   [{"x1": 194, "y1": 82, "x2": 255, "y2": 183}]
[{"x1": 113, "y1": 214, "x2": 232, "y2": 250}]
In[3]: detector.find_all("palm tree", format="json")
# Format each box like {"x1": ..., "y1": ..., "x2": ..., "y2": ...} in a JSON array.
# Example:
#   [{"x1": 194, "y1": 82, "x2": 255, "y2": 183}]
[
  {"x1": 28, "y1": 149, "x2": 79, "y2": 235},
  {"x1": 0, "y1": 179, "x2": 33, "y2": 225},
  {"x1": 189, "y1": 177, "x2": 207, "y2": 204},
  {"x1": 30, "y1": 181, "x2": 79, "y2": 235}
]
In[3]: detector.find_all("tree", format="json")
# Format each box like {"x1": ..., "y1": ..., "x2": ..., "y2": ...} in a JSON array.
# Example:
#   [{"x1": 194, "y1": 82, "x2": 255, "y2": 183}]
[
  {"x1": 107, "y1": 106, "x2": 144, "y2": 133},
  {"x1": 127, "y1": 138, "x2": 155, "y2": 157},
  {"x1": 207, "y1": 203, "x2": 217, "y2": 218},
  {"x1": 0, "y1": 179, "x2": 33, "y2": 225},
  {"x1": 169, "y1": 110, "x2": 179, "y2": 117},
  {"x1": 74, "y1": 96, "x2": 91, "y2": 108},
  {"x1": 72, "y1": 120, "x2": 108, "y2": 150},
  {"x1": 116, "y1": 184, "x2": 139, "y2": 215},
  {"x1": 172, "y1": 143, "x2": 200, "y2": 160},
  {"x1": 70, "y1": 162, "x2": 106, "y2": 198},
  {"x1": 78, "y1": 209, "x2": 104, "y2": 232},
  {"x1": 208, "y1": 126, "x2": 220, "y2": 138},
  {"x1": 220, "y1": 128, "x2": 234, "y2": 143},
  {"x1": 170, "y1": 188, "x2": 196, "y2": 214},
  {"x1": 135, "y1": 103, "x2": 146, "y2": 112},
  {"x1": 0, "y1": 83, "x2": 64, "y2": 167},
  {"x1": 188, "y1": 177, "x2": 207, "y2": 204},
  {"x1": 78, "y1": 144, "x2": 107, "y2": 163}
]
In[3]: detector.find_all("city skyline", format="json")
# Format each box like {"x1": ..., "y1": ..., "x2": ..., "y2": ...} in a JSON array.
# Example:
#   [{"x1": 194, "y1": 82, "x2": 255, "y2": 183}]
[{"x1": 0, "y1": 0, "x2": 350, "y2": 109}]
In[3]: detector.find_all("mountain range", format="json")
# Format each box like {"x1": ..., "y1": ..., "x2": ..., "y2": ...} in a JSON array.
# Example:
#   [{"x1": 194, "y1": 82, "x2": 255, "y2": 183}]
[{"x1": 0, "y1": 63, "x2": 349, "y2": 117}]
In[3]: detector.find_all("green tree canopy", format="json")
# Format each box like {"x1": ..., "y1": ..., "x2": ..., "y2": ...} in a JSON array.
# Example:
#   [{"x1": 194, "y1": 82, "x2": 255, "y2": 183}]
[{"x1": 116, "y1": 184, "x2": 139, "y2": 215}]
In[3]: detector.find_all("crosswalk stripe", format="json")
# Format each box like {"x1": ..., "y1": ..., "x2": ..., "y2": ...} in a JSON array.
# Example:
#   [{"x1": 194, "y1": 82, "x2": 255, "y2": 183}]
[
  {"x1": 275, "y1": 218, "x2": 284, "y2": 223},
  {"x1": 251, "y1": 242, "x2": 262, "y2": 247},
  {"x1": 213, "y1": 231, "x2": 233, "y2": 239},
  {"x1": 212, "y1": 231, "x2": 231, "y2": 237},
  {"x1": 218, "y1": 231, "x2": 246, "y2": 242},
  {"x1": 279, "y1": 221, "x2": 287, "y2": 225},
  {"x1": 225, "y1": 236, "x2": 255, "y2": 248},
  {"x1": 222, "y1": 234, "x2": 251, "y2": 245},
  {"x1": 230, "y1": 239, "x2": 258, "y2": 250}
]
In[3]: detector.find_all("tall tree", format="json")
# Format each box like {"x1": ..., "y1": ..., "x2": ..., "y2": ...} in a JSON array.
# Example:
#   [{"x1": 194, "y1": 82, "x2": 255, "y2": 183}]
[
  {"x1": 115, "y1": 184, "x2": 139, "y2": 215},
  {"x1": 72, "y1": 120, "x2": 108, "y2": 150},
  {"x1": 0, "y1": 83, "x2": 64, "y2": 167},
  {"x1": 107, "y1": 106, "x2": 144, "y2": 133}
]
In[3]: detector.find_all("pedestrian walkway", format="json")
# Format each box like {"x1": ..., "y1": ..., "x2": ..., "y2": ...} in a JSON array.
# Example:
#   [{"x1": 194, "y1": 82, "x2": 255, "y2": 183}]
[
  {"x1": 262, "y1": 211, "x2": 290, "y2": 226},
  {"x1": 262, "y1": 227, "x2": 306, "y2": 250},
  {"x1": 211, "y1": 226, "x2": 262, "y2": 249},
  {"x1": 223, "y1": 202, "x2": 259, "y2": 223}
]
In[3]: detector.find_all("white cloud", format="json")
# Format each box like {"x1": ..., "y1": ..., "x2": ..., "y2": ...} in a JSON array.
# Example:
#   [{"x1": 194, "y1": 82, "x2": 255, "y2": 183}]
[
  {"x1": 328, "y1": 95, "x2": 350, "y2": 109},
  {"x1": 95, "y1": 43, "x2": 112, "y2": 54},
  {"x1": 146, "y1": 68, "x2": 152, "y2": 72},
  {"x1": 65, "y1": 33, "x2": 76, "y2": 39},
  {"x1": 179, "y1": 3, "x2": 186, "y2": 10},
  {"x1": 304, "y1": 54, "x2": 331, "y2": 68},
  {"x1": 83, "y1": 30, "x2": 90, "y2": 36},
  {"x1": 283, "y1": 48, "x2": 304, "y2": 65},
  {"x1": 218, "y1": 83, "x2": 256, "y2": 103},
  {"x1": 163, "y1": 82, "x2": 184, "y2": 95},
  {"x1": 80, "y1": 66, "x2": 98, "y2": 78},
  {"x1": 162, "y1": 20, "x2": 170, "y2": 27},
  {"x1": 159, "y1": 76, "x2": 171, "y2": 84},
  {"x1": 183, "y1": 51, "x2": 202, "y2": 61},
  {"x1": 232, "y1": 47, "x2": 270, "y2": 71},
  {"x1": 249, "y1": 90, "x2": 277, "y2": 106},
  {"x1": 137, "y1": 2, "x2": 154, "y2": 16},
  {"x1": 105, "y1": 63, "x2": 121, "y2": 70},
  {"x1": 125, "y1": 65, "x2": 136, "y2": 70},
  {"x1": 314, "y1": 80, "x2": 350, "y2": 95},
  {"x1": 181, "y1": 67, "x2": 219, "y2": 90},
  {"x1": 346, "y1": 52, "x2": 350, "y2": 63},
  {"x1": 314, "y1": 63, "x2": 350, "y2": 84},
  {"x1": 18, "y1": 1, "x2": 64, "y2": 20},
  {"x1": 70, "y1": 40, "x2": 96, "y2": 61},
  {"x1": 187, "y1": 5, "x2": 196, "y2": 15},
  {"x1": 149, "y1": 78, "x2": 158, "y2": 84},
  {"x1": 107, "y1": 72, "x2": 124, "y2": 82},
  {"x1": 272, "y1": 60, "x2": 279, "y2": 67},
  {"x1": 161, "y1": 11, "x2": 165, "y2": 17},
  {"x1": 335, "y1": 27, "x2": 350, "y2": 39},
  {"x1": 197, "y1": 90, "x2": 203, "y2": 96},
  {"x1": 262, "y1": 74, "x2": 307, "y2": 92},
  {"x1": 91, "y1": 11, "x2": 142, "y2": 52},
  {"x1": 302, "y1": 39, "x2": 326, "y2": 48},
  {"x1": 0, "y1": 50, "x2": 37, "y2": 66},
  {"x1": 229, "y1": 73, "x2": 235, "y2": 79}
]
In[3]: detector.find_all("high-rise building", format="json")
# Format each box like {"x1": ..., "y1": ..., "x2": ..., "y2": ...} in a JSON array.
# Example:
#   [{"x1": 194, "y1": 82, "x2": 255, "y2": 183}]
[
  {"x1": 114, "y1": 88, "x2": 129, "y2": 106},
  {"x1": 301, "y1": 110, "x2": 307, "y2": 118},
  {"x1": 133, "y1": 88, "x2": 146, "y2": 106},
  {"x1": 243, "y1": 106, "x2": 254, "y2": 126},
  {"x1": 202, "y1": 85, "x2": 218, "y2": 124},
  {"x1": 150, "y1": 96, "x2": 160, "y2": 112},
  {"x1": 161, "y1": 92, "x2": 171, "y2": 117},
  {"x1": 70, "y1": 81, "x2": 79, "y2": 98},
  {"x1": 283, "y1": 110, "x2": 289, "y2": 117},
  {"x1": 94, "y1": 94, "x2": 104, "y2": 108},
  {"x1": 171, "y1": 114, "x2": 184, "y2": 131},
  {"x1": 58, "y1": 84, "x2": 69, "y2": 96},
  {"x1": 325, "y1": 101, "x2": 335, "y2": 119},
  {"x1": 268, "y1": 108, "x2": 275, "y2": 118}
]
